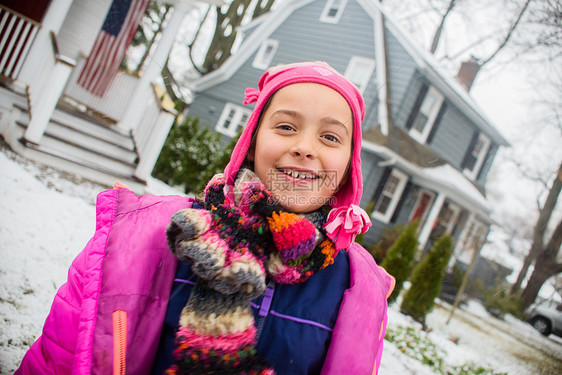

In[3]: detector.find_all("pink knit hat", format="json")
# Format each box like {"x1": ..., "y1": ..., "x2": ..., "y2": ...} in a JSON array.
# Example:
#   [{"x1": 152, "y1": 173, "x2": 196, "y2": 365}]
[{"x1": 224, "y1": 62, "x2": 371, "y2": 249}]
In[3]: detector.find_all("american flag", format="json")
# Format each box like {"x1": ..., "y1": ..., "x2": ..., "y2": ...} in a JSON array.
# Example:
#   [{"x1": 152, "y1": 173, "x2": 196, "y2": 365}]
[{"x1": 77, "y1": 0, "x2": 150, "y2": 97}]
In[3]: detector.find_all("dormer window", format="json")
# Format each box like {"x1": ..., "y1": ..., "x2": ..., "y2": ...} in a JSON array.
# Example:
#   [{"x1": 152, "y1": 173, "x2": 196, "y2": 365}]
[
  {"x1": 252, "y1": 39, "x2": 279, "y2": 70},
  {"x1": 463, "y1": 132, "x2": 490, "y2": 180},
  {"x1": 407, "y1": 85, "x2": 444, "y2": 144},
  {"x1": 320, "y1": 0, "x2": 348, "y2": 23},
  {"x1": 344, "y1": 56, "x2": 375, "y2": 94},
  {"x1": 216, "y1": 103, "x2": 251, "y2": 137}
]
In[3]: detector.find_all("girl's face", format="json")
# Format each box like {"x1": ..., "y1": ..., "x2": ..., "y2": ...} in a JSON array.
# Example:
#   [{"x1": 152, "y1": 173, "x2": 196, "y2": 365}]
[{"x1": 251, "y1": 83, "x2": 352, "y2": 213}]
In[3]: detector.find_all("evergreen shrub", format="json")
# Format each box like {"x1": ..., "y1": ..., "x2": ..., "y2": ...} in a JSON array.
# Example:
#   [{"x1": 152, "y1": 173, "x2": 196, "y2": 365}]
[
  {"x1": 152, "y1": 116, "x2": 238, "y2": 194},
  {"x1": 400, "y1": 235, "x2": 453, "y2": 324},
  {"x1": 366, "y1": 222, "x2": 405, "y2": 264},
  {"x1": 380, "y1": 220, "x2": 419, "y2": 303}
]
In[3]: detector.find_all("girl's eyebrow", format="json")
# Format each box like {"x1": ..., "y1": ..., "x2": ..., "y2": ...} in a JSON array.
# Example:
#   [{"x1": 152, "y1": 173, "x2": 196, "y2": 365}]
[
  {"x1": 321, "y1": 117, "x2": 350, "y2": 134},
  {"x1": 270, "y1": 109, "x2": 300, "y2": 119}
]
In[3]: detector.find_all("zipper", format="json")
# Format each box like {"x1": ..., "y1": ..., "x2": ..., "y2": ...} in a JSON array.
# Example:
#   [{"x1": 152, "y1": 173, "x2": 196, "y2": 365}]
[
  {"x1": 112, "y1": 309, "x2": 127, "y2": 375},
  {"x1": 255, "y1": 281, "x2": 275, "y2": 343}
]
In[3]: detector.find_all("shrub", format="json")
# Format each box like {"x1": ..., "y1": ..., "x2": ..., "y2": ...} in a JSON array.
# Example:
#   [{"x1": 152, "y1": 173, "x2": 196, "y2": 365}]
[
  {"x1": 482, "y1": 287, "x2": 522, "y2": 319},
  {"x1": 354, "y1": 201, "x2": 374, "y2": 246},
  {"x1": 401, "y1": 234, "x2": 453, "y2": 324},
  {"x1": 380, "y1": 220, "x2": 419, "y2": 303},
  {"x1": 365, "y1": 222, "x2": 406, "y2": 264},
  {"x1": 152, "y1": 116, "x2": 238, "y2": 194}
]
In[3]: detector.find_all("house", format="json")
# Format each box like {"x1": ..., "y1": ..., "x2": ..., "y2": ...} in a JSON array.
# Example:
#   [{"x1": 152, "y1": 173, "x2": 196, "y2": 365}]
[
  {"x1": 185, "y1": 0, "x2": 510, "y2": 268},
  {"x1": 0, "y1": 0, "x2": 217, "y2": 191}
]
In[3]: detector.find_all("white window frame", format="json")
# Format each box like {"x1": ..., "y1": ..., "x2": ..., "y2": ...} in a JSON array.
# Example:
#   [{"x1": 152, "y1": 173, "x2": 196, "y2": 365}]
[
  {"x1": 408, "y1": 189, "x2": 436, "y2": 229},
  {"x1": 216, "y1": 103, "x2": 251, "y2": 137},
  {"x1": 252, "y1": 39, "x2": 279, "y2": 70},
  {"x1": 344, "y1": 56, "x2": 375, "y2": 94},
  {"x1": 372, "y1": 169, "x2": 408, "y2": 223},
  {"x1": 320, "y1": 0, "x2": 349, "y2": 24},
  {"x1": 438, "y1": 202, "x2": 461, "y2": 235},
  {"x1": 409, "y1": 86, "x2": 444, "y2": 144},
  {"x1": 463, "y1": 133, "x2": 491, "y2": 181}
]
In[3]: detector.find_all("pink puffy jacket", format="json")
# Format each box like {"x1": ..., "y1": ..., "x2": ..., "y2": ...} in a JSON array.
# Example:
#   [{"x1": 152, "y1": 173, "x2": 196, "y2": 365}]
[{"x1": 16, "y1": 188, "x2": 394, "y2": 374}]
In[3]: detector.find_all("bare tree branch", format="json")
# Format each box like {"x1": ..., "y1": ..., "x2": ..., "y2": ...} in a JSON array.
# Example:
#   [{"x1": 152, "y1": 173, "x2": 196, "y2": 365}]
[
  {"x1": 187, "y1": 5, "x2": 213, "y2": 75},
  {"x1": 480, "y1": 0, "x2": 532, "y2": 67}
]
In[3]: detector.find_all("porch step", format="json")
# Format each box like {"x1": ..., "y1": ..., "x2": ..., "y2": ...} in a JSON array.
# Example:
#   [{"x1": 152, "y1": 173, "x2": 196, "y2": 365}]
[
  {"x1": 14, "y1": 109, "x2": 140, "y2": 183},
  {"x1": 46, "y1": 121, "x2": 137, "y2": 164},
  {"x1": 52, "y1": 104, "x2": 134, "y2": 149},
  {"x1": 16, "y1": 109, "x2": 138, "y2": 165}
]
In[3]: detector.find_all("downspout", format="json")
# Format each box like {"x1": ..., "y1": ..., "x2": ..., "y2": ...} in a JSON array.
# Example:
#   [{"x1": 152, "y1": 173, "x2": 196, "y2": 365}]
[{"x1": 373, "y1": 5, "x2": 389, "y2": 136}]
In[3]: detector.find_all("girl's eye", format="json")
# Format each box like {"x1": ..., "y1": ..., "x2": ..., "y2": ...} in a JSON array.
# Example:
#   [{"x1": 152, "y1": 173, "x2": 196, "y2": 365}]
[
  {"x1": 277, "y1": 124, "x2": 295, "y2": 131},
  {"x1": 322, "y1": 134, "x2": 340, "y2": 143}
]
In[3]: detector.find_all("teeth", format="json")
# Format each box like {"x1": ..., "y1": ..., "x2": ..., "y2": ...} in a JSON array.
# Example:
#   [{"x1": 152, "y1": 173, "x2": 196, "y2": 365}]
[{"x1": 281, "y1": 169, "x2": 316, "y2": 179}]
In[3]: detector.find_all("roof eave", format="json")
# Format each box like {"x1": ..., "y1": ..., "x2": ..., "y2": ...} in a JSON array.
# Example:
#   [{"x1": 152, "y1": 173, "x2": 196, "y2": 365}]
[{"x1": 362, "y1": 140, "x2": 492, "y2": 220}]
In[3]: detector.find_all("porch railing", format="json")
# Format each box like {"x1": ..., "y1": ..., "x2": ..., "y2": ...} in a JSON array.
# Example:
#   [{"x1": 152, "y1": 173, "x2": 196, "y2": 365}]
[
  {"x1": 0, "y1": 5, "x2": 40, "y2": 80},
  {"x1": 64, "y1": 57, "x2": 139, "y2": 123},
  {"x1": 132, "y1": 83, "x2": 177, "y2": 181}
]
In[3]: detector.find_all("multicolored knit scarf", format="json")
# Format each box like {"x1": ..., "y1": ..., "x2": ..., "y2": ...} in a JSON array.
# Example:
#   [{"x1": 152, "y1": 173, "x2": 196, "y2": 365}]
[{"x1": 165, "y1": 169, "x2": 339, "y2": 374}]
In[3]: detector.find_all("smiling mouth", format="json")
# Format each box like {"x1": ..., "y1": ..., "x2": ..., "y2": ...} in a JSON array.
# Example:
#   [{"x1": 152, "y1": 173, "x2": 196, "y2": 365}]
[{"x1": 278, "y1": 168, "x2": 319, "y2": 180}]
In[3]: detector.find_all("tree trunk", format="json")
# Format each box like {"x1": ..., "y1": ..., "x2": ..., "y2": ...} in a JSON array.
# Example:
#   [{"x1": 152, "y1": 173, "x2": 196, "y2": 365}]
[
  {"x1": 429, "y1": 0, "x2": 457, "y2": 54},
  {"x1": 137, "y1": 5, "x2": 171, "y2": 72},
  {"x1": 511, "y1": 162, "x2": 562, "y2": 294},
  {"x1": 520, "y1": 251, "x2": 562, "y2": 311},
  {"x1": 202, "y1": 0, "x2": 254, "y2": 73},
  {"x1": 520, "y1": 217, "x2": 562, "y2": 310},
  {"x1": 520, "y1": 262, "x2": 555, "y2": 311}
]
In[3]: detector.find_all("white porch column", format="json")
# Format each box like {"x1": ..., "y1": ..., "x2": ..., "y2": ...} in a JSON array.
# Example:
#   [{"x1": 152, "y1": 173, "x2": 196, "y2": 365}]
[
  {"x1": 23, "y1": 61, "x2": 73, "y2": 144},
  {"x1": 134, "y1": 109, "x2": 177, "y2": 181},
  {"x1": 447, "y1": 212, "x2": 475, "y2": 271},
  {"x1": 17, "y1": 0, "x2": 73, "y2": 84},
  {"x1": 417, "y1": 192, "x2": 446, "y2": 249},
  {"x1": 119, "y1": 1, "x2": 191, "y2": 131}
]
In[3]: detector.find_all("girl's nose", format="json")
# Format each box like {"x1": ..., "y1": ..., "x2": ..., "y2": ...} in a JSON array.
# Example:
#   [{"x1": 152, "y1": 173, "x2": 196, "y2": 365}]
[{"x1": 290, "y1": 134, "x2": 317, "y2": 159}]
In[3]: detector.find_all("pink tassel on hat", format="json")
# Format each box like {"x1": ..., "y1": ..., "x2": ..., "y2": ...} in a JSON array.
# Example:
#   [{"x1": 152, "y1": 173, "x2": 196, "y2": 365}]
[
  {"x1": 324, "y1": 205, "x2": 372, "y2": 250},
  {"x1": 243, "y1": 87, "x2": 260, "y2": 105}
]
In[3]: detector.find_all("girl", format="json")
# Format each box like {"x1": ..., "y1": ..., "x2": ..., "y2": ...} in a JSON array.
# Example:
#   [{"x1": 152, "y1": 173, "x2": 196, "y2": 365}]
[{"x1": 16, "y1": 62, "x2": 395, "y2": 375}]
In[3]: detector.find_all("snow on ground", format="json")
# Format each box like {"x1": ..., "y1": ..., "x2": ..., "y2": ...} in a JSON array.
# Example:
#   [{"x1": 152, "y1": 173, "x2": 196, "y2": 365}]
[{"x1": 1, "y1": 144, "x2": 561, "y2": 374}]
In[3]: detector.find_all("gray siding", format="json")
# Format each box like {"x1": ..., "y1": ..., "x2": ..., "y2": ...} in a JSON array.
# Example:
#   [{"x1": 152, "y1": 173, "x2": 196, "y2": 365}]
[
  {"x1": 359, "y1": 150, "x2": 421, "y2": 245},
  {"x1": 359, "y1": 150, "x2": 385, "y2": 207},
  {"x1": 189, "y1": 0, "x2": 380, "y2": 137},
  {"x1": 476, "y1": 143, "x2": 498, "y2": 186},
  {"x1": 429, "y1": 102, "x2": 476, "y2": 169},
  {"x1": 186, "y1": 0, "x2": 500, "y2": 246},
  {"x1": 386, "y1": 29, "x2": 418, "y2": 127}
]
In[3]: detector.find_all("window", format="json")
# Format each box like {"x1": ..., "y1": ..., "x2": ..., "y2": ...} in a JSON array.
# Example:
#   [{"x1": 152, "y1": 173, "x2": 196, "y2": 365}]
[
  {"x1": 216, "y1": 103, "x2": 251, "y2": 137},
  {"x1": 409, "y1": 86, "x2": 444, "y2": 144},
  {"x1": 463, "y1": 133, "x2": 490, "y2": 180},
  {"x1": 344, "y1": 56, "x2": 375, "y2": 94},
  {"x1": 252, "y1": 39, "x2": 279, "y2": 70},
  {"x1": 320, "y1": 0, "x2": 348, "y2": 23},
  {"x1": 409, "y1": 189, "x2": 435, "y2": 230},
  {"x1": 433, "y1": 201, "x2": 460, "y2": 238},
  {"x1": 372, "y1": 169, "x2": 408, "y2": 223}
]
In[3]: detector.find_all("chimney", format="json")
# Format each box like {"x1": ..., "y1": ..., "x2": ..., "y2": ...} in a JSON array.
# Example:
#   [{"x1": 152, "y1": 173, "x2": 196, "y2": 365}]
[{"x1": 456, "y1": 56, "x2": 481, "y2": 91}]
